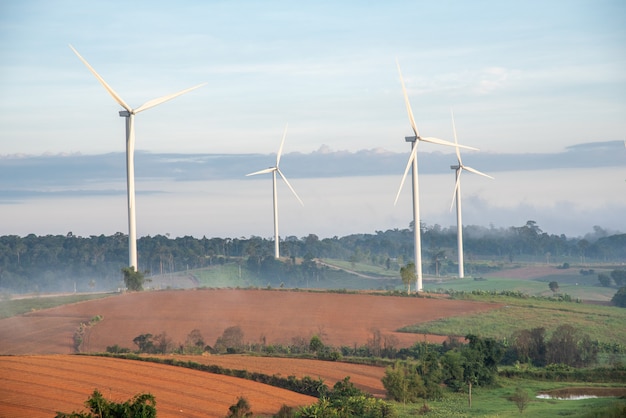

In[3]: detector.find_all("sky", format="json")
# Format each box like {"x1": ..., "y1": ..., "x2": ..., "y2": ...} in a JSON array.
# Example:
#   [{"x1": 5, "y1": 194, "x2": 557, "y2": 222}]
[{"x1": 0, "y1": 1, "x2": 625, "y2": 240}]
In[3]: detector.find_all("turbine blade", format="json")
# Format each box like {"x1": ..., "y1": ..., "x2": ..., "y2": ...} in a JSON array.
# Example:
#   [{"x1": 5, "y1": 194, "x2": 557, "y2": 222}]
[
  {"x1": 276, "y1": 123, "x2": 288, "y2": 166},
  {"x1": 394, "y1": 144, "x2": 418, "y2": 205},
  {"x1": 420, "y1": 136, "x2": 478, "y2": 151},
  {"x1": 277, "y1": 168, "x2": 304, "y2": 205},
  {"x1": 450, "y1": 170, "x2": 462, "y2": 212},
  {"x1": 134, "y1": 83, "x2": 207, "y2": 114},
  {"x1": 396, "y1": 59, "x2": 420, "y2": 138},
  {"x1": 451, "y1": 108, "x2": 463, "y2": 165},
  {"x1": 246, "y1": 167, "x2": 276, "y2": 176},
  {"x1": 69, "y1": 44, "x2": 132, "y2": 112},
  {"x1": 463, "y1": 165, "x2": 494, "y2": 179}
]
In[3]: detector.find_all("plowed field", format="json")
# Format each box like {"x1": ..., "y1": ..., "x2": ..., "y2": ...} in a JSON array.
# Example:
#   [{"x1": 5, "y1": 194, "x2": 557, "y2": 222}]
[
  {"x1": 0, "y1": 355, "x2": 316, "y2": 417},
  {"x1": 159, "y1": 354, "x2": 387, "y2": 397},
  {"x1": 0, "y1": 289, "x2": 500, "y2": 355}
]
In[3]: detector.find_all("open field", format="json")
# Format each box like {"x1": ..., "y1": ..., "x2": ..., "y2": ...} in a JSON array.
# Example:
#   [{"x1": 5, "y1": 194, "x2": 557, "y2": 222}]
[
  {"x1": 155, "y1": 354, "x2": 387, "y2": 397},
  {"x1": 0, "y1": 288, "x2": 500, "y2": 355},
  {"x1": 0, "y1": 354, "x2": 316, "y2": 417},
  {"x1": 425, "y1": 265, "x2": 619, "y2": 301}
]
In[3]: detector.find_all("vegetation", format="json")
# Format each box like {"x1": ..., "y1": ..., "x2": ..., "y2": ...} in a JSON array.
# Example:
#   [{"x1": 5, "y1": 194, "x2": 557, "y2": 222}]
[
  {"x1": 612, "y1": 287, "x2": 626, "y2": 308},
  {"x1": 226, "y1": 396, "x2": 252, "y2": 418},
  {"x1": 1, "y1": 221, "x2": 624, "y2": 294},
  {"x1": 55, "y1": 389, "x2": 156, "y2": 418},
  {"x1": 121, "y1": 267, "x2": 145, "y2": 291}
]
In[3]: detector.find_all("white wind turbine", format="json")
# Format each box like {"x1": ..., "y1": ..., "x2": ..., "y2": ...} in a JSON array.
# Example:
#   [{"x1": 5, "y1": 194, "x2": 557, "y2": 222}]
[
  {"x1": 246, "y1": 124, "x2": 303, "y2": 259},
  {"x1": 449, "y1": 109, "x2": 493, "y2": 279},
  {"x1": 70, "y1": 45, "x2": 205, "y2": 271},
  {"x1": 394, "y1": 60, "x2": 477, "y2": 292}
]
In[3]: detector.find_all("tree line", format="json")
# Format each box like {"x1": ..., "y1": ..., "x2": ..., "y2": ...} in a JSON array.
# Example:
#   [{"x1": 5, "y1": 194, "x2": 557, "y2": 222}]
[{"x1": 0, "y1": 221, "x2": 624, "y2": 293}]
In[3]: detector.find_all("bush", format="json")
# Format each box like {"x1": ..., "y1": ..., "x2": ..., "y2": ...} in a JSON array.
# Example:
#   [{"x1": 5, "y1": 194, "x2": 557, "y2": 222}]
[
  {"x1": 55, "y1": 389, "x2": 156, "y2": 418},
  {"x1": 612, "y1": 287, "x2": 626, "y2": 308}
]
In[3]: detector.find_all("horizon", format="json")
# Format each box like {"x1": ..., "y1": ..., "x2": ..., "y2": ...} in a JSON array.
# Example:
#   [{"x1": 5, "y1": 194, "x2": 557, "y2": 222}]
[{"x1": 1, "y1": 2, "x2": 624, "y2": 245}]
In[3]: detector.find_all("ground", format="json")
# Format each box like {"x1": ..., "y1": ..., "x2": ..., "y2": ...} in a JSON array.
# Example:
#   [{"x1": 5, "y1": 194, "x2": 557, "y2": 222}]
[
  {"x1": 0, "y1": 354, "x2": 316, "y2": 418},
  {"x1": 0, "y1": 288, "x2": 500, "y2": 355},
  {"x1": 0, "y1": 288, "x2": 501, "y2": 417}
]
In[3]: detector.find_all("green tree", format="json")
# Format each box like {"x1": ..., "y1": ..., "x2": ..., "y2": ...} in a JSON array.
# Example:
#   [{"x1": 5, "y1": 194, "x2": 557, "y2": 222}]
[
  {"x1": 309, "y1": 335, "x2": 324, "y2": 353},
  {"x1": 509, "y1": 386, "x2": 531, "y2": 414},
  {"x1": 548, "y1": 281, "x2": 559, "y2": 293},
  {"x1": 55, "y1": 389, "x2": 156, "y2": 418},
  {"x1": 399, "y1": 263, "x2": 416, "y2": 294},
  {"x1": 598, "y1": 273, "x2": 612, "y2": 287},
  {"x1": 611, "y1": 270, "x2": 626, "y2": 286},
  {"x1": 122, "y1": 267, "x2": 145, "y2": 291},
  {"x1": 382, "y1": 361, "x2": 425, "y2": 403},
  {"x1": 612, "y1": 287, "x2": 626, "y2": 308},
  {"x1": 133, "y1": 333, "x2": 155, "y2": 353}
]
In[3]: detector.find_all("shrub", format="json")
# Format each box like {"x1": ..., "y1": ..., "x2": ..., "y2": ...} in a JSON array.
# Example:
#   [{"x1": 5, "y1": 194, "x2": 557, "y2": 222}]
[{"x1": 55, "y1": 389, "x2": 156, "y2": 418}]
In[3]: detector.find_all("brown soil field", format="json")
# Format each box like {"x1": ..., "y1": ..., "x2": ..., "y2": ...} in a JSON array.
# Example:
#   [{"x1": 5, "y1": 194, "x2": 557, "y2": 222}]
[
  {"x1": 0, "y1": 289, "x2": 500, "y2": 355},
  {"x1": 158, "y1": 354, "x2": 387, "y2": 397},
  {"x1": 0, "y1": 354, "x2": 316, "y2": 417}
]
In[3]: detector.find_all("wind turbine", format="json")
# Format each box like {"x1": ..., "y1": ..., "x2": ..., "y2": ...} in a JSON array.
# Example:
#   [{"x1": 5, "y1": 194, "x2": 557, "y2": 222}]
[
  {"x1": 394, "y1": 60, "x2": 477, "y2": 292},
  {"x1": 449, "y1": 109, "x2": 493, "y2": 278},
  {"x1": 246, "y1": 124, "x2": 303, "y2": 259},
  {"x1": 70, "y1": 45, "x2": 205, "y2": 271}
]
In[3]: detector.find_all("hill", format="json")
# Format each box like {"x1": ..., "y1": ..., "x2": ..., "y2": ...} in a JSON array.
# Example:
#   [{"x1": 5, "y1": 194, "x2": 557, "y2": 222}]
[{"x1": 0, "y1": 289, "x2": 500, "y2": 355}]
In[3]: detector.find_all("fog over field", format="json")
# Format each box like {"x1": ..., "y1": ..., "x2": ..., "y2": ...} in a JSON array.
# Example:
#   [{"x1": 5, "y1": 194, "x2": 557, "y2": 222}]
[{"x1": 1, "y1": 142, "x2": 624, "y2": 239}]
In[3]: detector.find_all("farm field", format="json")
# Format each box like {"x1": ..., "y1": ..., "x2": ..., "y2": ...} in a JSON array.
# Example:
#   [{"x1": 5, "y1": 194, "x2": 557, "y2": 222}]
[
  {"x1": 0, "y1": 354, "x2": 316, "y2": 417},
  {"x1": 0, "y1": 288, "x2": 500, "y2": 355},
  {"x1": 154, "y1": 354, "x2": 387, "y2": 397}
]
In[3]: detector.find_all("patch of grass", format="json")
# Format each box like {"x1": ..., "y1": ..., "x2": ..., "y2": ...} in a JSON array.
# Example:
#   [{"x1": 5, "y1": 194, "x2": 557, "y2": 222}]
[
  {"x1": 320, "y1": 258, "x2": 399, "y2": 278},
  {"x1": 191, "y1": 263, "x2": 261, "y2": 288},
  {"x1": 0, "y1": 293, "x2": 113, "y2": 319},
  {"x1": 426, "y1": 274, "x2": 617, "y2": 302},
  {"x1": 393, "y1": 378, "x2": 626, "y2": 417},
  {"x1": 400, "y1": 295, "x2": 626, "y2": 346}
]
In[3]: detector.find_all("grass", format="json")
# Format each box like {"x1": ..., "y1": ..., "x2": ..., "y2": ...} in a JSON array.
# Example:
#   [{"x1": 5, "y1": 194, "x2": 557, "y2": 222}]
[
  {"x1": 399, "y1": 294, "x2": 626, "y2": 346},
  {"x1": 0, "y1": 293, "x2": 113, "y2": 319},
  {"x1": 426, "y1": 274, "x2": 617, "y2": 302},
  {"x1": 394, "y1": 377, "x2": 626, "y2": 417}
]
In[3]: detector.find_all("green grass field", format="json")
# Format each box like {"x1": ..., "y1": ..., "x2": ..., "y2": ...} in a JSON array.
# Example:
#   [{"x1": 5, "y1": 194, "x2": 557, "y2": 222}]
[
  {"x1": 400, "y1": 294, "x2": 626, "y2": 346},
  {"x1": 394, "y1": 378, "x2": 626, "y2": 417}
]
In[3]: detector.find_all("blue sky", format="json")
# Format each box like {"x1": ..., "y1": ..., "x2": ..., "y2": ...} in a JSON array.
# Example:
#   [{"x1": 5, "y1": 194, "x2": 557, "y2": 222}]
[
  {"x1": 1, "y1": 0, "x2": 624, "y2": 155},
  {"x1": 0, "y1": 1, "x2": 625, "y2": 240}
]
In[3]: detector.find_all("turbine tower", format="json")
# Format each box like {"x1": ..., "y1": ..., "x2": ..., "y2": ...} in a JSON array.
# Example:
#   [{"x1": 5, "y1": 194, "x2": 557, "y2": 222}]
[
  {"x1": 394, "y1": 60, "x2": 477, "y2": 292},
  {"x1": 70, "y1": 45, "x2": 205, "y2": 271},
  {"x1": 246, "y1": 124, "x2": 303, "y2": 259},
  {"x1": 449, "y1": 110, "x2": 493, "y2": 278}
]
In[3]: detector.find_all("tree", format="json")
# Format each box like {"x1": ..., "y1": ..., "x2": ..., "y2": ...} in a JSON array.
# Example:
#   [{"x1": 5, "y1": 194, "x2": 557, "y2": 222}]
[
  {"x1": 215, "y1": 325, "x2": 245, "y2": 353},
  {"x1": 548, "y1": 281, "x2": 559, "y2": 293},
  {"x1": 122, "y1": 267, "x2": 145, "y2": 291},
  {"x1": 509, "y1": 386, "x2": 531, "y2": 414},
  {"x1": 611, "y1": 270, "x2": 626, "y2": 286},
  {"x1": 598, "y1": 273, "x2": 612, "y2": 287},
  {"x1": 55, "y1": 389, "x2": 156, "y2": 418},
  {"x1": 399, "y1": 263, "x2": 416, "y2": 294},
  {"x1": 309, "y1": 335, "x2": 324, "y2": 353},
  {"x1": 133, "y1": 334, "x2": 155, "y2": 353},
  {"x1": 226, "y1": 396, "x2": 252, "y2": 418},
  {"x1": 183, "y1": 328, "x2": 205, "y2": 354},
  {"x1": 612, "y1": 287, "x2": 626, "y2": 308},
  {"x1": 382, "y1": 361, "x2": 425, "y2": 403}
]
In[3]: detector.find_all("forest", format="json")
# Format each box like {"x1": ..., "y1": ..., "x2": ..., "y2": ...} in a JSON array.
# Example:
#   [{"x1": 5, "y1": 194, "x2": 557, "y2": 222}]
[{"x1": 0, "y1": 221, "x2": 624, "y2": 294}]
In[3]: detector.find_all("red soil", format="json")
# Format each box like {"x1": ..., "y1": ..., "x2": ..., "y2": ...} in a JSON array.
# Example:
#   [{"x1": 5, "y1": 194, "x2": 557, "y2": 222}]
[
  {"x1": 0, "y1": 289, "x2": 500, "y2": 355},
  {"x1": 0, "y1": 355, "x2": 316, "y2": 418},
  {"x1": 160, "y1": 354, "x2": 388, "y2": 397}
]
